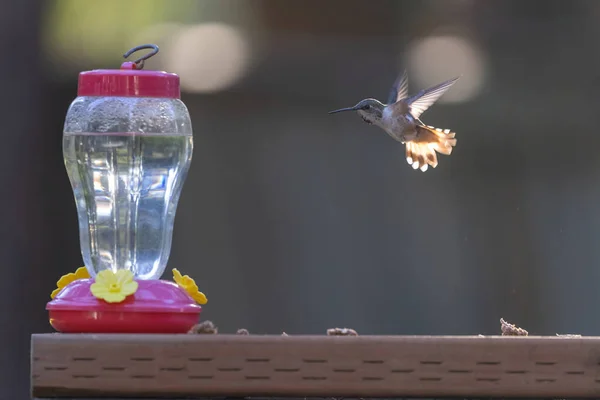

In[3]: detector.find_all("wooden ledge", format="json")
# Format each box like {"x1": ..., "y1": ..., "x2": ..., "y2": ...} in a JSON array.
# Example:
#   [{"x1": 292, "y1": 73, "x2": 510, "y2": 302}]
[{"x1": 31, "y1": 334, "x2": 600, "y2": 398}]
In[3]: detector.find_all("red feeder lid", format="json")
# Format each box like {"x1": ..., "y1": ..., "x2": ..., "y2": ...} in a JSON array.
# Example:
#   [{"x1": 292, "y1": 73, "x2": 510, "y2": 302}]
[{"x1": 77, "y1": 44, "x2": 180, "y2": 99}]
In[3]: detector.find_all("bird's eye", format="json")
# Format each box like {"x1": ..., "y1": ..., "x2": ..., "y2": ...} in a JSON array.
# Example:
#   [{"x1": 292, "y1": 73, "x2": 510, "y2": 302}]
[{"x1": 363, "y1": 105, "x2": 371, "y2": 110}]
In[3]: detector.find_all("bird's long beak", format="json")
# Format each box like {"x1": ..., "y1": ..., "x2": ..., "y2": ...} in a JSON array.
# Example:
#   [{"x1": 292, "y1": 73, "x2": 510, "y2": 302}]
[{"x1": 328, "y1": 106, "x2": 356, "y2": 114}]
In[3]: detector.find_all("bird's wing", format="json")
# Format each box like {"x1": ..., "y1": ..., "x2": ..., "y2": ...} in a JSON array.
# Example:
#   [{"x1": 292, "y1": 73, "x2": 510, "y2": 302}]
[
  {"x1": 387, "y1": 70, "x2": 409, "y2": 105},
  {"x1": 406, "y1": 76, "x2": 460, "y2": 119}
]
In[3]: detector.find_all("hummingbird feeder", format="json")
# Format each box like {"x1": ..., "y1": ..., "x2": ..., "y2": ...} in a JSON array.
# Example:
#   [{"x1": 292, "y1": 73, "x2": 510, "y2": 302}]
[{"x1": 46, "y1": 44, "x2": 206, "y2": 334}]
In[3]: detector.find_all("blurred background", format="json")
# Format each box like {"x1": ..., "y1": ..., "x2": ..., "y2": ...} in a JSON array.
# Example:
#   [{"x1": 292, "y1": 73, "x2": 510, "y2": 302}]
[{"x1": 3, "y1": 0, "x2": 600, "y2": 397}]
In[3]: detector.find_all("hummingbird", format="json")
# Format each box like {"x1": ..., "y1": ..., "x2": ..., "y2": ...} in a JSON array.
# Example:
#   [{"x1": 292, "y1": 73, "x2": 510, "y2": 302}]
[{"x1": 329, "y1": 71, "x2": 460, "y2": 172}]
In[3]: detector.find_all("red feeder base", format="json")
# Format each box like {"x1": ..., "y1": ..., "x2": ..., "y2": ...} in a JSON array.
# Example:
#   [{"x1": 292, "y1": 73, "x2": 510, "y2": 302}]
[{"x1": 46, "y1": 279, "x2": 201, "y2": 333}]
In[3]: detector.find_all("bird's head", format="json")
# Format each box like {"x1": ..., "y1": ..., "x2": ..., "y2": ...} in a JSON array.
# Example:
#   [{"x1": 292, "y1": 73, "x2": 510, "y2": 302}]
[{"x1": 328, "y1": 98, "x2": 385, "y2": 125}]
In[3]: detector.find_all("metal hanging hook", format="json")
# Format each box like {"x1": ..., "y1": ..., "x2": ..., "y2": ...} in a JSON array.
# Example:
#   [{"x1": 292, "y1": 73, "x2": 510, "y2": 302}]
[{"x1": 123, "y1": 44, "x2": 159, "y2": 69}]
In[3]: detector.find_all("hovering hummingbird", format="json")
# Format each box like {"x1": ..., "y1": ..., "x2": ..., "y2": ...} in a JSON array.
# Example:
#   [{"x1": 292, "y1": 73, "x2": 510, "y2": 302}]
[{"x1": 329, "y1": 71, "x2": 460, "y2": 172}]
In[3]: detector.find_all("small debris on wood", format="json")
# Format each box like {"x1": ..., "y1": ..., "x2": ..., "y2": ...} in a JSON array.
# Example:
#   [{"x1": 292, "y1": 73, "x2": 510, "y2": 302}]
[
  {"x1": 327, "y1": 327, "x2": 358, "y2": 336},
  {"x1": 500, "y1": 318, "x2": 528, "y2": 336},
  {"x1": 556, "y1": 333, "x2": 582, "y2": 338},
  {"x1": 188, "y1": 320, "x2": 218, "y2": 334},
  {"x1": 236, "y1": 328, "x2": 250, "y2": 335}
]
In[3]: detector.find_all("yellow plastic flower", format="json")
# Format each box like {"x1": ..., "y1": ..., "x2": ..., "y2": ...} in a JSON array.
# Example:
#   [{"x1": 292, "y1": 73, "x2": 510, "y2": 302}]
[
  {"x1": 172, "y1": 268, "x2": 207, "y2": 304},
  {"x1": 51, "y1": 266, "x2": 90, "y2": 299},
  {"x1": 90, "y1": 270, "x2": 138, "y2": 303}
]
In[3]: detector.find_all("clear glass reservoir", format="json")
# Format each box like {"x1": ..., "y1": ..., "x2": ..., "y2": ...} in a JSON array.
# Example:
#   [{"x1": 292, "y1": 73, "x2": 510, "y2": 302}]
[{"x1": 63, "y1": 96, "x2": 193, "y2": 280}]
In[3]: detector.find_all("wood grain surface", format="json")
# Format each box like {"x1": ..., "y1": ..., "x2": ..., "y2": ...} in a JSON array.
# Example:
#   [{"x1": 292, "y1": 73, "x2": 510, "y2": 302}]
[{"x1": 31, "y1": 334, "x2": 600, "y2": 398}]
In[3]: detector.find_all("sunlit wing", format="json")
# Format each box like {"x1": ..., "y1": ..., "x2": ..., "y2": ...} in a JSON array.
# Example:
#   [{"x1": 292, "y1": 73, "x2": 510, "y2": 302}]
[
  {"x1": 407, "y1": 76, "x2": 460, "y2": 119},
  {"x1": 387, "y1": 70, "x2": 409, "y2": 105}
]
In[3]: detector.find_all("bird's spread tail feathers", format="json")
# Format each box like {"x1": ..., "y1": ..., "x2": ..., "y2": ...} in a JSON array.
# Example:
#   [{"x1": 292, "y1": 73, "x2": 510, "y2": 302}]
[{"x1": 405, "y1": 125, "x2": 457, "y2": 172}]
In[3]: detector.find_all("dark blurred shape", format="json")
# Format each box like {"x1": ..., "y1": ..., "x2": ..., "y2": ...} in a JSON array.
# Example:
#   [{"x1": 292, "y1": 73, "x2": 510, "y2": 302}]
[{"x1": 0, "y1": 0, "x2": 53, "y2": 399}]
